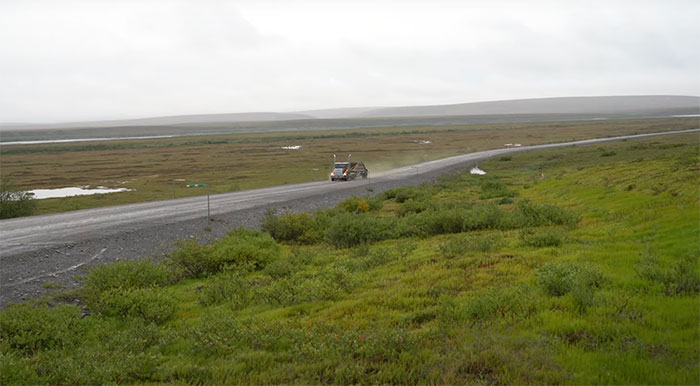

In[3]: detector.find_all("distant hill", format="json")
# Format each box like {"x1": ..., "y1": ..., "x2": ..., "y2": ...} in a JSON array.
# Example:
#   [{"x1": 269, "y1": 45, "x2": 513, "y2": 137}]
[
  {"x1": 346, "y1": 95, "x2": 700, "y2": 118},
  {"x1": 1, "y1": 95, "x2": 697, "y2": 135},
  {"x1": 0, "y1": 112, "x2": 314, "y2": 131},
  {"x1": 296, "y1": 107, "x2": 386, "y2": 119}
]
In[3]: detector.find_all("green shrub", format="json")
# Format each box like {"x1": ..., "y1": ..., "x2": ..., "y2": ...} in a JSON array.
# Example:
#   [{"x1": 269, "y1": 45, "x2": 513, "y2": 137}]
[
  {"x1": 439, "y1": 237, "x2": 467, "y2": 259},
  {"x1": 382, "y1": 185, "x2": 434, "y2": 203},
  {"x1": 83, "y1": 260, "x2": 176, "y2": 309},
  {"x1": 366, "y1": 196, "x2": 384, "y2": 211},
  {"x1": 261, "y1": 210, "x2": 321, "y2": 244},
  {"x1": 339, "y1": 196, "x2": 370, "y2": 213},
  {"x1": 497, "y1": 197, "x2": 514, "y2": 205},
  {"x1": 324, "y1": 212, "x2": 397, "y2": 248},
  {"x1": 408, "y1": 208, "x2": 466, "y2": 236},
  {"x1": 335, "y1": 245, "x2": 395, "y2": 272},
  {"x1": 32, "y1": 340, "x2": 160, "y2": 384},
  {"x1": 459, "y1": 286, "x2": 535, "y2": 325},
  {"x1": 210, "y1": 228, "x2": 281, "y2": 269},
  {"x1": 439, "y1": 233, "x2": 504, "y2": 258},
  {"x1": 478, "y1": 178, "x2": 518, "y2": 199},
  {"x1": 0, "y1": 179, "x2": 37, "y2": 219},
  {"x1": 536, "y1": 262, "x2": 606, "y2": 298},
  {"x1": 513, "y1": 200, "x2": 580, "y2": 228},
  {"x1": 636, "y1": 251, "x2": 700, "y2": 295},
  {"x1": 670, "y1": 254, "x2": 700, "y2": 295},
  {"x1": 92, "y1": 287, "x2": 177, "y2": 324},
  {"x1": 520, "y1": 228, "x2": 566, "y2": 247},
  {"x1": 536, "y1": 262, "x2": 579, "y2": 297},
  {"x1": 167, "y1": 240, "x2": 215, "y2": 278},
  {"x1": 27, "y1": 318, "x2": 163, "y2": 384},
  {"x1": 263, "y1": 258, "x2": 297, "y2": 279},
  {"x1": 197, "y1": 271, "x2": 249, "y2": 308},
  {"x1": 634, "y1": 249, "x2": 667, "y2": 283},
  {"x1": 463, "y1": 203, "x2": 508, "y2": 231},
  {"x1": 571, "y1": 281, "x2": 596, "y2": 313},
  {"x1": 0, "y1": 304, "x2": 84, "y2": 355},
  {"x1": 0, "y1": 351, "x2": 40, "y2": 385},
  {"x1": 396, "y1": 200, "x2": 430, "y2": 216},
  {"x1": 395, "y1": 241, "x2": 417, "y2": 260},
  {"x1": 256, "y1": 265, "x2": 355, "y2": 306}
]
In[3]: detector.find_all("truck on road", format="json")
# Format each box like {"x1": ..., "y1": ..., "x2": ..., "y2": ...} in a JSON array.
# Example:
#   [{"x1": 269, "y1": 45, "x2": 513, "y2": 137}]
[{"x1": 330, "y1": 154, "x2": 368, "y2": 181}]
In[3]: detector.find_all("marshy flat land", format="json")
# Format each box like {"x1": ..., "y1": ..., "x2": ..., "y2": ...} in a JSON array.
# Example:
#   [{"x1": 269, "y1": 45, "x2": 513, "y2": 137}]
[
  {"x1": 1, "y1": 117, "x2": 697, "y2": 215},
  {"x1": 0, "y1": 129, "x2": 698, "y2": 384}
]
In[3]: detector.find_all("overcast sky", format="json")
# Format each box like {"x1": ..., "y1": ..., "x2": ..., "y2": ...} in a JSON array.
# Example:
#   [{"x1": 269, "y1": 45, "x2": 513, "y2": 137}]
[{"x1": 1, "y1": 0, "x2": 698, "y2": 122}]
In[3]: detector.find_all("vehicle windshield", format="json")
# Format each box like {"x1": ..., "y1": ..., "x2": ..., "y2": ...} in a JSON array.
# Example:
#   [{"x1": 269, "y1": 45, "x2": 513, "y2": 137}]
[{"x1": 334, "y1": 163, "x2": 349, "y2": 168}]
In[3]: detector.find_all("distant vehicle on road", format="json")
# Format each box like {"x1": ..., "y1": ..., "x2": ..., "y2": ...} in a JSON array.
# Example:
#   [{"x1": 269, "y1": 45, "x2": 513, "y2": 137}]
[{"x1": 330, "y1": 154, "x2": 368, "y2": 181}]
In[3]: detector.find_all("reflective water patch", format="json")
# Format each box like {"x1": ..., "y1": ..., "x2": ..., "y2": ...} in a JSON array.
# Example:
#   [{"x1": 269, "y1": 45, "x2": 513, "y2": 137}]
[{"x1": 27, "y1": 186, "x2": 133, "y2": 199}]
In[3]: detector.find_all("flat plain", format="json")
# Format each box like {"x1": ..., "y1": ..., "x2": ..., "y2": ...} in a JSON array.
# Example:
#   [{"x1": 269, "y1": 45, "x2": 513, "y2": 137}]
[
  {"x1": 1, "y1": 130, "x2": 697, "y2": 384},
  {"x1": 1, "y1": 117, "x2": 696, "y2": 215}
]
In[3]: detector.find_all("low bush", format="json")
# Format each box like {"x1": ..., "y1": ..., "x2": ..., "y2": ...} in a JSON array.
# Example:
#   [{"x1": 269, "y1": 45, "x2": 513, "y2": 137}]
[
  {"x1": 408, "y1": 208, "x2": 467, "y2": 236},
  {"x1": 324, "y1": 212, "x2": 398, "y2": 248},
  {"x1": 478, "y1": 178, "x2": 518, "y2": 199},
  {"x1": 462, "y1": 204, "x2": 508, "y2": 231},
  {"x1": 339, "y1": 197, "x2": 370, "y2": 213},
  {"x1": 91, "y1": 287, "x2": 177, "y2": 324},
  {"x1": 366, "y1": 196, "x2": 384, "y2": 211},
  {"x1": 382, "y1": 185, "x2": 435, "y2": 203},
  {"x1": 636, "y1": 251, "x2": 700, "y2": 295},
  {"x1": 0, "y1": 179, "x2": 37, "y2": 219},
  {"x1": 497, "y1": 197, "x2": 514, "y2": 205},
  {"x1": 83, "y1": 260, "x2": 176, "y2": 308},
  {"x1": 459, "y1": 286, "x2": 536, "y2": 325},
  {"x1": 167, "y1": 240, "x2": 214, "y2": 278},
  {"x1": 396, "y1": 200, "x2": 430, "y2": 217},
  {"x1": 520, "y1": 228, "x2": 566, "y2": 247},
  {"x1": 197, "y1": 271, "x2": 249, "y2": 308},
  {"x1": 395, "y1": 241, "x2": 417, "y2": 260},
  {"x1": 512, "y1": 200, "x2": 580, "y2": 228},
  {"x1": 0, "y1": 304, "x2": 84, "y2": 355},
  {"x1": 536, "y1": 262, "x2": 606, "y2": 298},
  {"x1": 261, "y1": 210, "x2": 321, "y2": 244},
  {"x1": 209, "y1": 228, "x2": 281, "y2": 269},
  {"x1": 256, "y1": 265, "x2": 354, "y2": 306},
  {"x1": 670, "y1": 254, "x2": 700, "y2": 295},
  {"x1": 0, "y1": 351, "x2": 40, "y2": 385}
]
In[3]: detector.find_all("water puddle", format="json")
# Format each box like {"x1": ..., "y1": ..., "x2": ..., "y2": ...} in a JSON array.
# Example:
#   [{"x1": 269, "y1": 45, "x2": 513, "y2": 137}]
[
  {"x1": 1, "y1": 135, "x2": 176, "y2": 146},
  {"x1": 470, "y1": 167, "x2": 486, "y2": 175},
  {"x1": 27, "y1": 186, "x2": 133, "y2": 199}
]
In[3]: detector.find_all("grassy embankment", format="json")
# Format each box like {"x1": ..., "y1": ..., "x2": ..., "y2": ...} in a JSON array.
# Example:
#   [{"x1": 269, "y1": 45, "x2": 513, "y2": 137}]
[
  {"x1": 0, "y1": 117, "x2": 696, "y2": 216},
  {"x1": 1, "y1": 133, "x2": 698, "y2": 384}
]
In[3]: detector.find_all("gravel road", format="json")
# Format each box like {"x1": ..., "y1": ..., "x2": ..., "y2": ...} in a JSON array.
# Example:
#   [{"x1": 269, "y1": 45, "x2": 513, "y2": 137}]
[{"x1": 1, "y1": 129, "x2": 697, "y2": 307}]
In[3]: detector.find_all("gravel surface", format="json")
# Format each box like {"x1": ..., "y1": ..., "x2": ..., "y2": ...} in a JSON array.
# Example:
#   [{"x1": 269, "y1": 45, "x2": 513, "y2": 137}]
[{"x1": 1, "y1": 129, "x2": 697, "y2": 307}]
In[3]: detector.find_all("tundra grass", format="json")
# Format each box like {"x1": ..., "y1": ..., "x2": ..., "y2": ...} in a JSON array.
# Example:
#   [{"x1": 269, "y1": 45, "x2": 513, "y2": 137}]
[
  {"x1": 1, "y1": 133, "x2": 698, "y2": 385},
  {"x1": 0, "y1": 117, "x2": 696, "y2": 216}
]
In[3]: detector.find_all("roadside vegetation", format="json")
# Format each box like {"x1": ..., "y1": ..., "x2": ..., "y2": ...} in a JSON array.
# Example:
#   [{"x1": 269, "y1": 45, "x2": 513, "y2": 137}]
[
  {"x1": 0, "y1": 117, "x2": 696, "y2": 216},
  {"x1": 1, "y1": 134, "x2": 698, "y2": 384},
  {"x1": 0, "y1": 179, "x2": 36, "y2": 219}
]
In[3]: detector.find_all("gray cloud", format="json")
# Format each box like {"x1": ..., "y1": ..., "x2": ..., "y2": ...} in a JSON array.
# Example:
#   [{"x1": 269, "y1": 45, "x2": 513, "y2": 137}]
[{"x1": 0, "y1": 0, "x2": 698, "y2": 122}]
